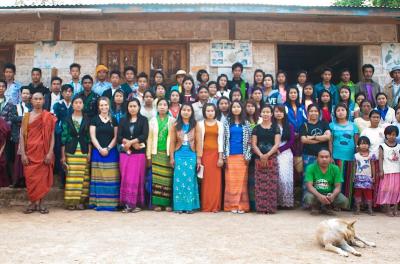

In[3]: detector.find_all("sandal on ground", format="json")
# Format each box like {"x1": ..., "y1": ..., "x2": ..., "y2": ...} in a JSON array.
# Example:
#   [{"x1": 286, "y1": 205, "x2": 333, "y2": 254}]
[
  {"x1": 132, "y1": 207, "x2": 142, "y2": 213},
  {"x1": 39, "y1": 207, "x2": 49, "y2": 214},
  {"x1": 165, "y1": 207, "x2": 172, "y2": 212},
  {"x1": 153, "y1": 206, "x2": 162, "y2": 212},
  {"x1": 237, "y1": 210, "x2": 245, "y2": 214},
  {"x1": 23, "y1": 205, "x2": 37, "y2": 214},
  {"x1": 66, "y1": 206, "x2": 76, "y2": 210},
  {"x1": 186, "y1": 210, "x2": 194, "y2": 214},
  {"x1": 231, "y1": 210, "x2": 238, "y2": 214}
]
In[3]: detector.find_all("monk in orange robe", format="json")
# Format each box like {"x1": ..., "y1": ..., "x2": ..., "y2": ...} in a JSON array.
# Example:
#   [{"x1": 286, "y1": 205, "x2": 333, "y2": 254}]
[{"x1": 20, "y1": 92, "x2": 56, "y2": 214}]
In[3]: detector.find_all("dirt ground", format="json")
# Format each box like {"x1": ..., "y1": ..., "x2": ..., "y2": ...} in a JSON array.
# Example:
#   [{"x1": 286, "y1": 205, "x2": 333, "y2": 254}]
[{"x1": 0, "y1": 207, "x2": 398, "y2": 263}]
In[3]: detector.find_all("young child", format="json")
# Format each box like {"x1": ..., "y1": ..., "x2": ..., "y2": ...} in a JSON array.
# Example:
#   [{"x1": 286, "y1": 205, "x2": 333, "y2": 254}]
[
  {"x1": 354, "y1": 136, "x2": 375, "y2": 215},
  {"x1": 318, "y1": 90, "x2": 332, "y2": 123},
  {"x1": 377, "y1": 125, "x2": 400, "y2": 216}
]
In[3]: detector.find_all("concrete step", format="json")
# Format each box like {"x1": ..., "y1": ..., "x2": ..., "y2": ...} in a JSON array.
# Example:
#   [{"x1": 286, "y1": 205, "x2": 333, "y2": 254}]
[{"x1": 0, "y1": 187, "x2": 64, "y2": 207}]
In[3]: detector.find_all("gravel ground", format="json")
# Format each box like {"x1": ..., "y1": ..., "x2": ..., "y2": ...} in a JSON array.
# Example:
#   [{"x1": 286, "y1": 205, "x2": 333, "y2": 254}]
[{"x1": 0, "y1": 207, "x2": 398, "y2": 263}]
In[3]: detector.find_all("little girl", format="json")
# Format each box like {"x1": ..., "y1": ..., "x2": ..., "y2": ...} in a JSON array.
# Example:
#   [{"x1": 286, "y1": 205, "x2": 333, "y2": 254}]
[
  {"x1": 318, "y1": 90, "x2": 332, "y2": 123},
  {"x1": 354, "y1": 136, "x2": 375, "y2": 215},
  {"x1": 377, "y1": 125, "x2": 400, "y2": 216}
]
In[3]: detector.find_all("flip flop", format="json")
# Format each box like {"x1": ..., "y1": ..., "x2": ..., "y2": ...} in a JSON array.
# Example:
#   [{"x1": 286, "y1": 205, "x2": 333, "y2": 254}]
[{"x1": 39, "y1": 207, "x2": 49, "y2": 214}]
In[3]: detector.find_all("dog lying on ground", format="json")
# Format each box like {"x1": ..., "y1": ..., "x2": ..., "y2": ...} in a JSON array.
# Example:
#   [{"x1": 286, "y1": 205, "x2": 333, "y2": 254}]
[{"x1": 316, "y1": 218, "x2": 376, "y2": 257}]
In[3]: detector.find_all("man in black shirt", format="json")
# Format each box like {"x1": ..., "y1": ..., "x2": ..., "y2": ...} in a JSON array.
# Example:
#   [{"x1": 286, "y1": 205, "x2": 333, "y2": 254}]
[
  {"x1": 76, "y1": 75, "x2": 99, "y2": 120},
  {"x1": 228, "y1": 62, "x2": 249, "y2": 101},
  {"x1": 28, "y1": 68, "x2": 49, "y2": 96}
]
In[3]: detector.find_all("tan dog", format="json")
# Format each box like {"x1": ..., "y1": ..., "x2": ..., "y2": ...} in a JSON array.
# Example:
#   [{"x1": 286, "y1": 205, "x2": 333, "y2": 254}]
[{"x1": 316, "y1": 218, "x2": 376, "y2": 257}]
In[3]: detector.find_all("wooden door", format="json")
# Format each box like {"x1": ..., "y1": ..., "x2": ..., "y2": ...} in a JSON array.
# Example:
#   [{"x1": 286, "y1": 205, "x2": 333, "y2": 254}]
[
  {"x1": 0, "y1": 46, "x2": 14, "y2": 79},
  {"x1": 101, "y1": 44, "x2": 187, "y2": 86}
]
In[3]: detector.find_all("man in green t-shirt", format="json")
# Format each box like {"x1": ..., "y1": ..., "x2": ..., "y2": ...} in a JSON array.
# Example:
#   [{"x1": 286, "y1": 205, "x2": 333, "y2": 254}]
[{"x1": 304, "y1": 149, "x2": 349, "y2": 215}]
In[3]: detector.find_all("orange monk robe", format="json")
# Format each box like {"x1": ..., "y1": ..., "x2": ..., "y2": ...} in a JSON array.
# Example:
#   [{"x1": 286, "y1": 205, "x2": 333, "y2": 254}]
[{"x1": 23, "y1": 111, "x2": 56, "y2": 202}]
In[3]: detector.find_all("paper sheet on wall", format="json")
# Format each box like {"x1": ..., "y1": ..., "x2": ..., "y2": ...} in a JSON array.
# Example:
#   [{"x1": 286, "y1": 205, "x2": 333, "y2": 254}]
[
  {"x1": 210, "y1": 40, "x2": 252, "y2": 67},
  {"x1": 382, "y1": 43, "x2": 400, "y2": 71},
  {"x1": 33, "y1": 41, "x2": 74, "y2": 69}
]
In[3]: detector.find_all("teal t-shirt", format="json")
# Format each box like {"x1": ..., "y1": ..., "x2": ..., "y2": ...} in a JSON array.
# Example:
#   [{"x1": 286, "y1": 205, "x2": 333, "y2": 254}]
[
  {"x1": 305, "y1": 163, "x2": 343, "y2": 194},
  {"x1": 329, "y1": 121, "x2": 359, "y2": 161}
]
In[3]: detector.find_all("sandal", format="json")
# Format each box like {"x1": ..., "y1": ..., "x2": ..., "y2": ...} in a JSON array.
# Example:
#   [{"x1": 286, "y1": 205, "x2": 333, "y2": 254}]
[
  {"x1": 132, "y1": 207, "x2": 142, "y2": 213},
  {"x1": 165, "y1": 207, "x2": 172, "y2": 212},
  {"x1": 154, "y1": 206, "x2": 162, "y2": 212},
  {"x1": 23, "y1": 205, "x2": 37, "y2": 214},
  {"x1": 66, "y1": 206, "x2": 76, "y2": 210},
  {"x1": 39, "y1": 207, "x2": 49, "y2": 214}
]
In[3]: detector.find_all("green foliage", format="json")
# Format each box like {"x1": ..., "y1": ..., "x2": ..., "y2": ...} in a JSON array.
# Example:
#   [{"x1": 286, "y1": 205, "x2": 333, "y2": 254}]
[{"x1": 334, "y1": 0, "x2": 400, "y2": 7}]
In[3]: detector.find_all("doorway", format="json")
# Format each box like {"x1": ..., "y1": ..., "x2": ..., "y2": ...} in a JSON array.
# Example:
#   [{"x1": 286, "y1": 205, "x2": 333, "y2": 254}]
[{"x1": 277, "y1": 45, "x2": 359, "y2": 85}]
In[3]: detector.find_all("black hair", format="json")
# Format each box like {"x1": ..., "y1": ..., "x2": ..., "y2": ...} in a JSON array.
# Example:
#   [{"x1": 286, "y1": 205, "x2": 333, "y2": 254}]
[
  {"x1": 357, "y1": 136, "x2": 371, "y2": 146},
  {"x1": 275, "y1": 70, "x2": 287, "y2": 84},
  {"x1": 110, "y1": 70, "x2": 121, "y2": 78},
  {"x1": 176, "y1": 103, "x2": 196, "y2": 132},
  {"x1": 31, "y1": 67, "x2": 42, "y2": 75},
  {"x1": 202, "y1": 102, "x2": 217, "y2": 120},
  {"x1": 307, "y1": 103, "x2": 320, "y2": 116},
  {"x1": 143, "y1": 89, "x2": 155, "y2": 99},
  {"x1": 362, "y1": 64, "x2": 375, "y2": 74},
  {"x1": 229, "y1": 88, "x2": 242, "y2": 102},
  {"x1": 0, "y1": 79, "x2": 6, "y2": 88},
  {"x1": 369, "y1": 109, "x2": 380, "y2": 118},
  {"x1": 196, "y1": 69, "x2": 209, "y2": 83},
  {"x1": 125, "y1": 97, "x2": 142, "y2": 120},
  {"x1": 264, "y1": 73, "x2": 275, "y2": 87},
  {"x1": 181, "y1": 75, "x2": 196, "y2": 98},
  {"x1": 228, "y1": 100, "x2": 246, "y2": 125},
  {"x1": 244, "y1": 99, "x2": 259, "y2": 123},
  {"x1": 69, "y1": 63, "x2": 81, "y2": 71},
  {"x1": 340, "y1": 68, "x2": 351, "y2": 75},
  {"x1": 355, "y1": 92, "x2": 366, "y2": 103},
  {"x1": 321, "y1": 67, "x2": 333, "y2": 75},
  {"x1": 197, "y1": 85, "x2": 209, "y2": 94},
  {"x1": 61, "y1": 84, "x2": 74, "y2": 93},
  {"x1": 360, "y1": 99, "x2": 372, "y2": 109},
  {"x1": 334, "y1": 102, "x2": 349, "y2": 121},
  {"x1": 317, "y1": 148, "x2": 331, "y2": 156},
  {"x1": 286, "y1": 86, "x2": 300, "y2": 107},
  {"x1": 216, "y1": 96, "x2": 230, "y2": 120},
  {"x1": 253, "y1": 69, "x2": 265, "y2": 87},
  {"x1": 81, "y1": 75, "x2": 93, "y2": 83},
  {"x1": 124, "y1": 66, "x2": 137, "y2": 76},
  {"x1": 71, "y1": 95, "x2": 84, "y2": 105},
  {"x1": 384, "y1": 125, "x2": 399, "y2": 137},
  {"x1": 338, "y1": 86, "x2": 352, "y2": 105},
  {"x1": 3, "y1": 63, "x2": 16, "y2": 73},
  {"x1": 137, "y1": 72, "x2": 148, "y2": 80},
  {"x1": 152, "y1": 70, "x2": 164, "y2": 86},
  {"x1": 231, "y1": 62, "x2": 243, "y2": 72},
  {"x1": 157, "y1": 97, "x2": 169, "y2": 108},
  {"x1": 51, "y1": 76, "x2": 62, "y2": 84},
  {"x1": 302, "y1": 82, "x2": 316, "y2": 105},
  {"x1": 20, "y1": 85, "x2": 30, "y2": 92},
  {"x1": 273, "y1": 104, "x2": 291, "y2": 141},
  {"x1": 207, "y1": 81, "x2": 217, "y2": 89},
  {"x1": 375, "y1": 92, "x2": 388, "y2": 101},
  {"x1": 296, "y1": 70, "x2": 308, "y2": 79},
  {"x1": 217, "y1": 74, "x2": 229, "y2": 91},
  {"x1": 318, "y1": 89, "x2": 332, "y2": 113},
  {"x1": 169, "y1": 89, "x2": 182, "y2": 103}
]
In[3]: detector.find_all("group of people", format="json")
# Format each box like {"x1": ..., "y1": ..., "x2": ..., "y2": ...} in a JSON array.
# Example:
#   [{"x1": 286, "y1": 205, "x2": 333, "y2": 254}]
[{"x1": 1, "y1": 60, "x2": 400, "y2": 216}]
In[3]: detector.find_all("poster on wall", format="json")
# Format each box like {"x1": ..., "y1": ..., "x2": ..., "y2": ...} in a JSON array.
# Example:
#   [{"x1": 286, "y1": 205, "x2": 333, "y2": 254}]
[
  {"x1": 210, "y1": 40, "x2": 252, "y2": 67},
  {"x1": 33, "y1": 41, "x2": 74, "y2": 69},
  {"x1": 382, "y1": 43, "x2": 400, "y2": 70}
]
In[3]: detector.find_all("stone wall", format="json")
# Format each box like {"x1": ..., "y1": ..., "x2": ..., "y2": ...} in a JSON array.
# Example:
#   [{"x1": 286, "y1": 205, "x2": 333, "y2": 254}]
[
  {"x1": 60, "y1": 19, "x2": 229, "y2": 41},
  {"x1": 0, "y1": 21, "x2": 54, "y2": 42},
  {"x1": 236, "y1": 21, "x2": 397, "y2": 44},
  {"x1": 361, "y1": 45, "x2": 391, "y2": 87},
  {"x1": 189, "y1": 42, "x2": 277, "y2": 84},
  {"x1": 15, "y1": 42, "x2": 98, "y2": 86}
]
